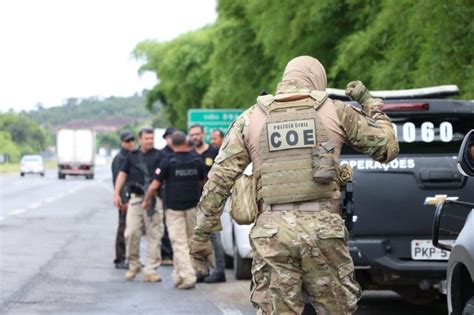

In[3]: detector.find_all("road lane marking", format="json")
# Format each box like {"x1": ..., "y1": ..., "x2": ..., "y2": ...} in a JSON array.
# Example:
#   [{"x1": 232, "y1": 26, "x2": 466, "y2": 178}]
[
  {"x1": 4, "y1": 183, "x2": 87, "y2": 219},
  {"x1": 215, "y1": 303, "x2": 243, "y2": 315},
  {"x1": 44, "y1": 197, "x2": 57, "y2": 203},
  {"x1": 26, "y1": 202, "x2": 42, "y2": 210}
]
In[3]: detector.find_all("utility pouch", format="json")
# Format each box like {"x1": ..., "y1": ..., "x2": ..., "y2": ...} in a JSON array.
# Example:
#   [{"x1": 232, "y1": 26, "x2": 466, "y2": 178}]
[
  {"x1": 229, "y1": 173, "x2": 258, "y2": 225},
  {"x1": 312, "y1": 140, "x2": 336, "y2": 184}
]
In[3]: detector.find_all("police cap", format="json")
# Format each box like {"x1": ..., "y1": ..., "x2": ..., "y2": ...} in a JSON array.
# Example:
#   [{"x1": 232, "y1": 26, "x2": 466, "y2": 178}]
[
  {"x1": 120, "y1": 130, "x2": 135, "y2": 142},
  {"x1": 163, "y1": 127, "x2": 177, "y2": 139}
]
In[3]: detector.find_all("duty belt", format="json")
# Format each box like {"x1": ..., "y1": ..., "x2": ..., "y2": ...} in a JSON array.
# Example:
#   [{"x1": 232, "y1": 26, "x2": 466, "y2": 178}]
[{"x1": 260, "y1": 200, "x2": 340, "y2": 214}]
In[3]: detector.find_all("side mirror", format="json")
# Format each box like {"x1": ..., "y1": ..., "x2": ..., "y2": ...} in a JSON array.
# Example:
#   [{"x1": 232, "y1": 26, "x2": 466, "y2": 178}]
[
  {"x1": 432, "y1": 199, "x2": 474, "y2": 251},
  {"x1": 457, "y1": 129, "x2": 474, "y2": 177}
]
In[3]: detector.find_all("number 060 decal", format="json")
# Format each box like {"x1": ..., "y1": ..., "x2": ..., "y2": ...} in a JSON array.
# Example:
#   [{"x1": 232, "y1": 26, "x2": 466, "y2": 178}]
[{"x1": 392, "y1": 122, "x2": 453, "y2": 143}]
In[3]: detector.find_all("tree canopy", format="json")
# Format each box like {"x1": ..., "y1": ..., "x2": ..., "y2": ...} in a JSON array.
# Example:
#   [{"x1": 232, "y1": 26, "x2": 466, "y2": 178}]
[
  {"x1": 0, "y1": 113, "x2": 50, "y2": 161},
  {"x1": 135, "y1": 0, "x2": 474, "y2": 130},
  {"x1": 24, "y1": 94, "x2": 152, "y2": 129}
]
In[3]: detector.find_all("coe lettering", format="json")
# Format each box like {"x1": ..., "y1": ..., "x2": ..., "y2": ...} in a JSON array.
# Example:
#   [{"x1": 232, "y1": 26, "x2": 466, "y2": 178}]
[
  {"x1": 286, "y1": 131, "x2": 298, "y2": 146},
  {"x1": 267, "y1": 119, "x2": 317, "y2": 152},
  {"x1": 271, "y1": 132, "x2": 282, "y2": 148},
  {"x1": 303, "y1": 129, "x2": 314, "y2": 145}
]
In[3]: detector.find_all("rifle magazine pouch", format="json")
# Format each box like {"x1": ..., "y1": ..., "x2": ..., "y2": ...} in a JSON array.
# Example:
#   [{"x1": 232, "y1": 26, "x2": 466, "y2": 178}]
[{"x1": 312, "y1": 140, "x2": 336, "y2": 184}]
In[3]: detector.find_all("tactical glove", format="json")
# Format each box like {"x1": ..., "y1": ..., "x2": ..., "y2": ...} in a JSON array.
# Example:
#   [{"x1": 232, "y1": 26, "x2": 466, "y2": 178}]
[
  {"x1": 336, "y1": 164, "x2": 353, "y2": 188},
  {"x1": 345, "y1": 81, "x2": 383, "y2": 117},
  {"x1": 189, "y1": 237, "x2": 215, "y2": 276},
  {"x1": 345, "y1": 80, "x2": 372, "y2": 104}
]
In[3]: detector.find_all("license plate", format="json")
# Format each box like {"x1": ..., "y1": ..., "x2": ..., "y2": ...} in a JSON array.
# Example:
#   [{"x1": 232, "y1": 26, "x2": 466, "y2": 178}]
[{"x1": 411, "y1": 240, "x2": 455, "y2": 260}]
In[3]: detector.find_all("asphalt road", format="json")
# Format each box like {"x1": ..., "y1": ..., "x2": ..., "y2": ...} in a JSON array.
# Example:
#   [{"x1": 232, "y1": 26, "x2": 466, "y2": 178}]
[{"x1": 0, "y1": 165, "x2": 448, "y2": 314}]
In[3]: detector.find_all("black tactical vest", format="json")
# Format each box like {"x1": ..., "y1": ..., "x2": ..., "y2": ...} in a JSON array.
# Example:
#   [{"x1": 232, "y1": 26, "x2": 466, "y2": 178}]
[{"x1": 165, "y1": 155, "x2": 202, "y2": 210}]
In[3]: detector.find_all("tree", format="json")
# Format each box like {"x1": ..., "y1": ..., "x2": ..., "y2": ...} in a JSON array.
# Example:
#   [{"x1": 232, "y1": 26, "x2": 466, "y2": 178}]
[
  {"x1": 330, "y1": 0, "x2": 474, "y2": 98},
  {"x1": 202, "y1": 2, "x2": 275, "y2": 108},
  {"x1": 0, "y1": 113, "x2": 49, "y2": 156},
  {"x1": 134, "y1": 27, "x2": 215, "y2": 129},
  {"x1": 134, "y1": 0, "x2": 474, "y2": 128},
  {"x1": 0, "y1": 131, "x2": 21, "y2": 162}
]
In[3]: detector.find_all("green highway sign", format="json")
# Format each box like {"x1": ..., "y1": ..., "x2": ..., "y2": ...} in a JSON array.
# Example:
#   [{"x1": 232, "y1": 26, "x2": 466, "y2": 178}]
[{"x1": 187, "y1": 109, "x2": 244, "y2": 143}]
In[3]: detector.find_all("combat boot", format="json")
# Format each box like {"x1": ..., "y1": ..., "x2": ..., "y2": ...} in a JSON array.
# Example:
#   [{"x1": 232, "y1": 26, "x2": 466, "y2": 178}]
[
  {"x1": 115, "y1": 261, "x2": 129, "y2": 270},
  {"x1": 196, "y1": 272, "x2": 206, "y2": 283},
  {"x1": 125, "y1": 266, "x2": 141, "y2": 281},
  {"x1": 204, "y1": 272, "x2": 226, "y2": 283},
  {"x1": 177, "y1": 280, "x2": 195, "y2": 290},
  {"x1": 144, "y1": 274, "x2": 162, "y2": 283}
]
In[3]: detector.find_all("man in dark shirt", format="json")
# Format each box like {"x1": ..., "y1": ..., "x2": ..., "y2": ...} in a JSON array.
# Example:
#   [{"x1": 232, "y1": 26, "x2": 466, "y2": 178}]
[
  {"x1": 188, "y1": 124, "x2": 226, "y2": 283},
  {"x1": 161, "y1": 127, "x2": 176, "y2": 158},
  {"x1": 142, "y1": 131, "x2": 205, "y2": 289},
  {"x1": 210, "y1": 129, "x2": 224, "y2": 150},
  {"x1": 159, "y1": 127, "x2": 176, "y2": 265},
  {"x1": 189, "y1": 124, "x2": 219, "y2": 177},
  {"x1": 111, "y1": 131, "x2": 135, "y2": 269},
  {"x1": 113, "y1": 127, "x2": 163, "y2": 283}
]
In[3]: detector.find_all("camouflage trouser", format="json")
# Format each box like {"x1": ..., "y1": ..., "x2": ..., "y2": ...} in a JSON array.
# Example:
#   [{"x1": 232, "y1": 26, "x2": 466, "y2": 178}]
[
  {"x1": 250, "y1": 252, "x2": 272, "y2": 315},
  {"x1": 249, "y1": 210, "x2": 361, "y2": 315}
]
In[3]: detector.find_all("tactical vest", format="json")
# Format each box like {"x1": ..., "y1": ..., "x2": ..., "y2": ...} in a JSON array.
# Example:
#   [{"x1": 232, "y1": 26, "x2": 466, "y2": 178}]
[
  {"x1": 257, "y1": 91, "x2": 339, "y2": 205},
  {"x1": 166, "y1": 155, "x2": 202, "y2": 210}
]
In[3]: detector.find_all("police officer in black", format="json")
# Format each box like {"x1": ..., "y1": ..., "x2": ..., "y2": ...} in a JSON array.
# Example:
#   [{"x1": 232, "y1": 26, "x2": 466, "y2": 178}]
[
  {"x1": 142, "y1": 130, "x2": 205, "y2": 289},
  {"x1": 111, "y1": 130, "x2": 135, "y2": 269},
  {"x1": 113, "y1": 126, "x2": 164, "y2": 282},
  {"x1": 161, "y1": 127, "x2": 176, "y2": 158},
  {"x1": 159, "y1": 127, "x2": 176, "y2": 265},
  {"x1": 188, "y1": 124, "x2": 225, "y2": 283}
]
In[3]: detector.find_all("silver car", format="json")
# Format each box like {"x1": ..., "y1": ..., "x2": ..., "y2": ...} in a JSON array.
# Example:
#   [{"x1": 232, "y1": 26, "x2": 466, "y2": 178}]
[
  {"x1": 433, "y1": 129, "x2": 474, "y2": 314},
  {"x1": 20, "y1": 155, "x2": 45, "y2": 177}
]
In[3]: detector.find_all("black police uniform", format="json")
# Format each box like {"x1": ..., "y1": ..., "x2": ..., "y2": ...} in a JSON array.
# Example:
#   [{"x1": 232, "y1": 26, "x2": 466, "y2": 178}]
[
  {"x1": 161, "y1": 145, "x2": 174, "y2": 158},
  {"x1": 120, "y1": 147, "x2": 162, "y2": 196},
  {"x1": 158, "y1": 144, "x2": 174, "y2": 261},
  {"x1": 111, "y1": 148, "x2": 129, "y2": 264},
  {"x1": 159, "y1": 145, "x2": 174, "y2": 206},
  {"x1": 196, "y1": 146, "x2": 219, "y2": 179},
  {"x1": 194, "y1": 145, "x2": 226, "y2": 281},
  {"x1": 154, "y1": 152, "x2": 205, "y2": 210}
]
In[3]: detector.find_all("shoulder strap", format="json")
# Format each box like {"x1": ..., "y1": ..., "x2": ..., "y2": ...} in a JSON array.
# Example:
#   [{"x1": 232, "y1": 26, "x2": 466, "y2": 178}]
[
  {"x1": 256, "y1": 94, "x2": 274, "y2": 115},
  {"x1": 309, "y1": 90, "x2": 328, "y2": 110}
]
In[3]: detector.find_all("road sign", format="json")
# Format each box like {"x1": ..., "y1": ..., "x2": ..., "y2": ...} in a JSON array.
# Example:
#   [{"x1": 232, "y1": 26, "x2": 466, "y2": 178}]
[{"x1": 187, "y1": 109, "x2": 243, "y2": 143}]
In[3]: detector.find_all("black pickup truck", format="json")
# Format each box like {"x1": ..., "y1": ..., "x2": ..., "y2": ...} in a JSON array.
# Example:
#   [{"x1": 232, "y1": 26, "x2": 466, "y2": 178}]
[{"x1": 331, "y1": 85, "x2": 474, "y2": 303}]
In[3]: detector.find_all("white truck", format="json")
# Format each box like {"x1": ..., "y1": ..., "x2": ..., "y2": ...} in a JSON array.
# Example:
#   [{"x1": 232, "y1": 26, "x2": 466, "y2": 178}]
[
  {"x1": 56, "y1": 129, "x2": 96, "y2": 180},
  {"x1": 154, "y1": 128, "x2": 166, "y2": 149}
]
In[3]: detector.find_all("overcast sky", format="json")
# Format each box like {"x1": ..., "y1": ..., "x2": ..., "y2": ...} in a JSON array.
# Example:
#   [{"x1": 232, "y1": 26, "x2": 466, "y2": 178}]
[{"x1": 0, "y1": 0, "x2": 216, "y2": 112}]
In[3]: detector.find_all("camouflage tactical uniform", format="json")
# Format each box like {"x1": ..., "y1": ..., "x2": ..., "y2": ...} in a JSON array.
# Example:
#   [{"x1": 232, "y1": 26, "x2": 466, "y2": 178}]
[{"x1": 192, "y1": 57, "x2": 399, "y2": 314}]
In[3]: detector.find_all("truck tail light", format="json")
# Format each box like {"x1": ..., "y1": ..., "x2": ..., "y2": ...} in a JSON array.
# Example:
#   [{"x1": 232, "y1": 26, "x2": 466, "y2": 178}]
[{"x1": 382, "y1": 103, "x2": 429, "y2": 112}]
